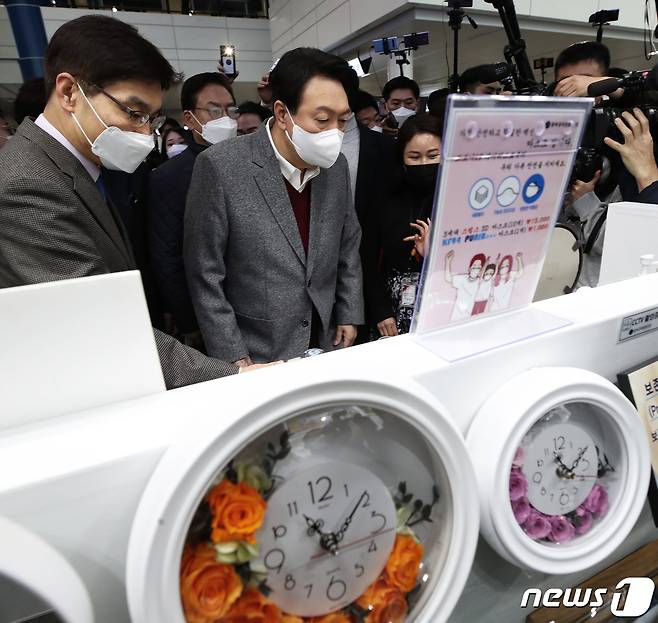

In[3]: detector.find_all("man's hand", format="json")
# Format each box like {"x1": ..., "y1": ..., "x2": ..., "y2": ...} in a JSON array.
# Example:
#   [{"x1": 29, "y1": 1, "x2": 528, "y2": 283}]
[
  {"x1": 377, "y1": 317, "x2": 398, "y2": 337},
  {"x1": 233, "y1": 356, "x2": 254, "y2": 368},
  {"x1": 241, "y1": 361, "x2": 283, "y2": 372},
  {"x1": 257, "y1": 73, "x2": 273, "y2": 107},
  {"x1": 604, "y1": 108, "x2": 658, "y2": 192},
  {"x1": 554, "y1": 75, "x2": 622, "y2": 99},
  {"x1": 217, "y1": 62, "x2": 239, "y2": 84},
  {"x1": 570, "y1": 170, "x2": 601, "y2": 203},
  {"x1": 333, "y1": 325, "x2": 357, "y2": 348}
]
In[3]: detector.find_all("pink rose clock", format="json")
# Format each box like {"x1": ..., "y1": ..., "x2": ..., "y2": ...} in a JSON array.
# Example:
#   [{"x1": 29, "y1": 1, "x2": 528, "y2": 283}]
[{"x1": 467, "y1": 367, "x2": 650, "y2": 574}]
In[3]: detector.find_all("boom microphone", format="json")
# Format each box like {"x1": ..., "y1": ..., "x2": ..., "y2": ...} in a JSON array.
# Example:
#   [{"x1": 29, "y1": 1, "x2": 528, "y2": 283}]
[
  {"x1": 587, "y1": 66, "x2": 658, "y2": 97},
  {"x1": 587, "y1": 77, "x2": 623, "y2": 97}
]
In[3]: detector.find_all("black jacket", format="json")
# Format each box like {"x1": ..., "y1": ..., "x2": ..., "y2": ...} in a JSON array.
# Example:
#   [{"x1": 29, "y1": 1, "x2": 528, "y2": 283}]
[
  {"x1": 361, "y1": 175, "x2": 433, "y2": 325},
  {"x1": 354, "y1": 126, "x2": 396, "y2": 227},
  {"x1": 149, "y1": 141, "x2": 207, "y2": 334}
]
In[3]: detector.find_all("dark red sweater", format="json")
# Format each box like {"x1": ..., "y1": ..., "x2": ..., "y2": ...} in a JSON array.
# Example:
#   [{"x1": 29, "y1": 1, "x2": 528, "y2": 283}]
[{"x1": 284, "y1": 178, "x2": 311, "y2": 254}]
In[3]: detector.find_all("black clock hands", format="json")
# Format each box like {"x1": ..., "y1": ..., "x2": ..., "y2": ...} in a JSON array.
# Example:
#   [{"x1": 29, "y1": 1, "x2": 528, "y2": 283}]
[
  {"x1": 335, "y1": 491, "x2": 368, "y2": 544},
  {"x1": 303, "y1": 491, "x2": 369, "y2": 556},
  {"x1": 304, "y1": 514, "x2": 340, "y2": 555},
  {"x1": 569, "y1": 446, "x2": 588, "y2": 472},
  {"x1": 553, "y1": 451, "x2": 574, "y2": 479}
]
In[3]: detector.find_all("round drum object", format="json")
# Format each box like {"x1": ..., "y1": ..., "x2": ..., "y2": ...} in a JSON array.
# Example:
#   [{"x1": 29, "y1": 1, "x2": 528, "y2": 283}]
[{"x1": 534, "y1": 224, "x2": 583, "y2": 302}]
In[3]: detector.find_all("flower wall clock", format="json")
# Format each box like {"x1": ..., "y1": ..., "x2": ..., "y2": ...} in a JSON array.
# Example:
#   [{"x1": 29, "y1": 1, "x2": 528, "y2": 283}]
[
  {"x1": 466, "y1": 367, "x2": 650, "y2": 574},
  {"x1": 126, "y1": 380, "x2": 480, "y2": 623}
]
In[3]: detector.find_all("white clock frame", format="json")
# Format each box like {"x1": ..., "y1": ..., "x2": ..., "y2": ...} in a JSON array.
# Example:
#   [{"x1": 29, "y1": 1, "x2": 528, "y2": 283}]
[
  {"x1": 125, "y1": 378, "x2": 480, "y2": 623},
  {"x1": 466, "y1": 367, "x2": 650, "y2": 574}
]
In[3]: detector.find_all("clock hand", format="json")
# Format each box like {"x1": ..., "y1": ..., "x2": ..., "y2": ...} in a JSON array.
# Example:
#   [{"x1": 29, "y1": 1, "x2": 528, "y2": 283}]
[
  {"x1": 335, "y1": 491, "x2": 368, "y2": 543},
  {"x1": 303, "y1": 514, "x2": 340, "y2": 555},
  {"x1": 570, "y1": 446, "x2": 588, "y2": 471},
  {"x1": 553, "y1": 451, "x2": 575, "y2": 479}
]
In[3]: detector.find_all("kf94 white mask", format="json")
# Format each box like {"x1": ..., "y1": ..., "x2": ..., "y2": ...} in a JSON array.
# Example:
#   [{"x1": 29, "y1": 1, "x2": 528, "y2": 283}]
[
  {"x1": 285, "y1": 106, "x2": 344, "y2": 169},
  {"x1": 72, "y1": 83, "x2": 155, "y2": 174},
  {"x1": 191, "y1": 113, "x2": 238, "y2": 145},
  {"x1": 392, "y1": 106, "x2": 416, "y2": 127}
]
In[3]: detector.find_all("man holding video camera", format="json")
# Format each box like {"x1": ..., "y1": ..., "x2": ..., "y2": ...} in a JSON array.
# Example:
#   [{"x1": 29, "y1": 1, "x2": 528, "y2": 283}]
[{"x1": 555, "y1": 42, "x2": 658, "y2": 286}]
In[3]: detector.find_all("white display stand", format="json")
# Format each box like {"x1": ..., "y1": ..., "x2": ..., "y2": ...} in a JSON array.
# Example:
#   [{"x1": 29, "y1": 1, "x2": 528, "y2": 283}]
[
  {"x1": 599, "y1": 201, "x2": 658, "y2": 286},
  {"x1": 1, "y1": 275, "x2": 658, "y2": 621},
  {"x1": 0, "y1": 271, "x2": 165, "y2": 429}
]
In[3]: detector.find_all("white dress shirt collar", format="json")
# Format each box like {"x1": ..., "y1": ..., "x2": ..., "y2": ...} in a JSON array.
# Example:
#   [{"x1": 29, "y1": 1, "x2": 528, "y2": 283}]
[
  {"x1": 266, "y1": 118, "x2": 319, "y2": 192},
  {"x1": 35, "y1": 114, "x2": 101, "y2": 182}
]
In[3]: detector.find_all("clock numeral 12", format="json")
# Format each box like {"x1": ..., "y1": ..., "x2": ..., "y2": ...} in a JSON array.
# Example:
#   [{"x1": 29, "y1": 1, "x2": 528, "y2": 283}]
[{"x1": 307, "y1": 476, "x2": 334, "y2": 505}]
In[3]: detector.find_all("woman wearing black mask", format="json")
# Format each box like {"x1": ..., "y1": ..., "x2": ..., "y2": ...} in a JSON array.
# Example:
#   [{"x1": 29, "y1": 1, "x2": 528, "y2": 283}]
[{"x1": 362, "y1": 113, "x2": 441, "y2": 337}]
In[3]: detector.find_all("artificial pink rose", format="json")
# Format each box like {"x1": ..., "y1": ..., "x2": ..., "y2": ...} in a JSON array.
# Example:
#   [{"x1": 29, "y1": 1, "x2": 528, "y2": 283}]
[
  {"x1": 583, "y1": 485, "x2": 609, "y2": 516},
  {"x1": 512, "y1": 446, "x2": 525, "y2": 468},
  {"x1": 548, "y1": 515, "x2": 576, "y2": 543},
  {"x1": 512, "y1": 496, "x2": 531, "y2": 525},
  {"x1": 523, "y1": 510, "x2": 552, "y2": 540},
  {"x1": 573, "y1": 506, "x2": 594, "y2": 535},
  {"x1": 509, "y1": 469, "x2": 528, "y2": 501}
]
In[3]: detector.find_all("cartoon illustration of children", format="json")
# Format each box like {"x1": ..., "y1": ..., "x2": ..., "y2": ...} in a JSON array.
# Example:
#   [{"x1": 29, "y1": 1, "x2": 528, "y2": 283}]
[
  {"x1": 471, "y1": 262, "x2": 497, "y2": 315},
  {"x1": 445, "y1": 251, "x2": 485, "y2": 320},
  {"x1": 490, "y1": 252, "x2": 524, "y2": 311}
]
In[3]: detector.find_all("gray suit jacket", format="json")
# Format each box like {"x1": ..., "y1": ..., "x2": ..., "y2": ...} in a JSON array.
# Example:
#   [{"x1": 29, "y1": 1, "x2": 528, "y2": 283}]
[
  {"x1": 0, "y1": 119, "x2": 238, "y2": 389},
  {"x1": 184, "y1": 124, "x2": 364, "y2": 363}
]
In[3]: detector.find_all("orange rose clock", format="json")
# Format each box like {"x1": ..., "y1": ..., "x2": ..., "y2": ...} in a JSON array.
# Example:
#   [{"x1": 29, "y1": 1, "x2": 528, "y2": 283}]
[{"x1": 126, "y1": 383, "x2": 481, "y2": 623}]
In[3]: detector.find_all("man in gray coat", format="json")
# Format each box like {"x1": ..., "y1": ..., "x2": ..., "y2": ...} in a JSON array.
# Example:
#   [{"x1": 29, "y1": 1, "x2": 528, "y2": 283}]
[
  {"x1": 0, "y1": 16, "x2": 269, "y2": 388},
  {"x1": 184, "y1": 48, "x2": 364, "y2": 365}
]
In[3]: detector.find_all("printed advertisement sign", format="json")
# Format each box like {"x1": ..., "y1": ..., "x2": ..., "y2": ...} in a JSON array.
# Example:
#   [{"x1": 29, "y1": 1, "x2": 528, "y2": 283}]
[{"x1": 412, "y1": 96, "x2": 592, "y2": 335}]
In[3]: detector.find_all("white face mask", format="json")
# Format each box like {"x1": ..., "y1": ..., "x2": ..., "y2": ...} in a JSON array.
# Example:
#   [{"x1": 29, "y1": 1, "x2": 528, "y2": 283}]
[
  {"x1": 284, "y1": 106, "x2": 344, "y2": 169},
  {"x1": 72, "y1": 83, "x2": 155, "y2": 174},
  {"x1": 392, "y1": 106, "x2": 416, "y2": 127},
  {"x1": 370, "y1": 124, "x2": 384, "y2": 133},
  {"x1": 167, "y1": 143, "x2": 188, "y2": 158},
  {"x1": 191, "y1": 113, "x2": 237, "y2": 145}
]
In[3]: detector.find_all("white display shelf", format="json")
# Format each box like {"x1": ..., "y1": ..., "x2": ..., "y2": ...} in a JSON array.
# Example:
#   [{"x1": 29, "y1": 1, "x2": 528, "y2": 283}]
[{"x1": 1, "y1": 273, "x2": 658, "y2": 622}]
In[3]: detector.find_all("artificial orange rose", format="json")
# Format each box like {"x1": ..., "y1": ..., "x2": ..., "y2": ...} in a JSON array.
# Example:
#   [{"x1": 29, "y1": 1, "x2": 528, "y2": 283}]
[
  {"x1": 357, "y1": 577, "x2": 408, "y2": 623},
  {"x1": 223, "y1": 587, "x2": 282, "y2": 623},
  {"x1": 385, "y1": 534, "x2": 424, "y2": 592},
  {"x1": 307, "y1": 612, "x2": 353, "y2": 623},
  {"x1": 179, "y1": 543, "x2": 243, "y2": 623},
  {"x1": 207, "y1": 479, "x2": 267, "y2": 544}
]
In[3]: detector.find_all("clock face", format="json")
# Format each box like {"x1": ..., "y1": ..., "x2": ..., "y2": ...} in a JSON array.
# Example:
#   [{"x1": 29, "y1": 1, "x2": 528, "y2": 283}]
[
  {"x1": 524, "y1": 423, "x2": 597, "y2": 515},
  {"x1": 178, "y1": 405, "x2": 450, "y2": 623},
  {"x1": 509, "y1": 403, "x2": 619, "y2": 546},
  {"x1": 254, "y1": 462, "x2": 397, "y2": 616}
]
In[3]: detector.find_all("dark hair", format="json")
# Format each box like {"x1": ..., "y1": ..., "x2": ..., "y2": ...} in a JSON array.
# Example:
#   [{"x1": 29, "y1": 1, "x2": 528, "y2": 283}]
[
  {"x1": 382, "y1": 76, "x2": 420, "y2": 102},
  {"x1": 458, "y1": 65, "x2": 491, "y2": 92},
  {"x1": 269, "y1": 47, "x2": 359, "y2": 113},
  {"x1": 396, "y1": 113, "x2": 442, "y2": 163},
  {"x1": 555, "y1": 41, "x2": 611, "y2": 77},
  {"x1": 160, "y1": 125, "x2": 189, "y2": 158},
  {"x1": 427, "y1": 87, "x2": 449, "y2": 119},
  {"x1": 14, "y1": 77, "x2": 46, "y2": 124},
  {"x1": 180, "y1": 72, "x2": 235, "y2": 111},
  {"x1": 44, "y1": 16, "x2": 177, "y2": 96},
  {"x1": 608, "y1": 66, "x2": 628, "y2": 79},
  {"x1": 349, "y1": 89, "x2": 378, "y2": 114},
  {"x1": 237, "y1": 100, "x2": 270, "y2": 122}
]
